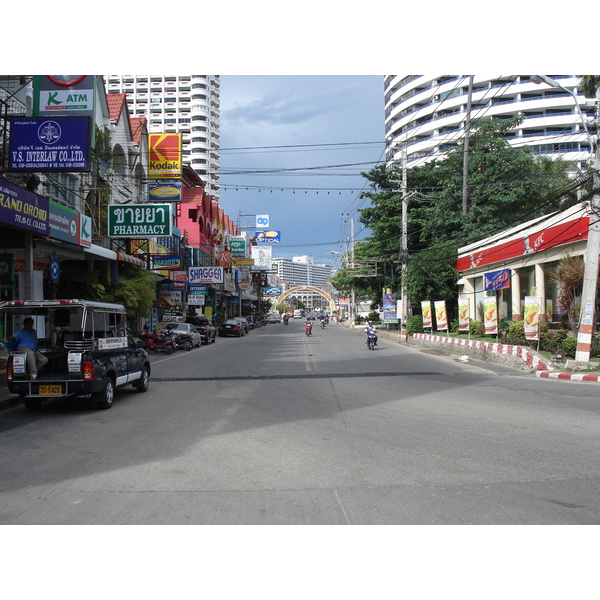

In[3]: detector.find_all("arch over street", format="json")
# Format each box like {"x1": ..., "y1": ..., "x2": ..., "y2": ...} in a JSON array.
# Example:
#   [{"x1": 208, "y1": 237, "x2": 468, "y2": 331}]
[{"x1": 276, "y1": 286, "x2": 334, "y2": 309}]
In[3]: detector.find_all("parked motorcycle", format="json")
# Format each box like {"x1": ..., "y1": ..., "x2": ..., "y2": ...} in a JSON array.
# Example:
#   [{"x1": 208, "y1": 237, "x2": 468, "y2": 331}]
[{"x1": 139, "y1": 330, "x2": 177, "y2": 354}]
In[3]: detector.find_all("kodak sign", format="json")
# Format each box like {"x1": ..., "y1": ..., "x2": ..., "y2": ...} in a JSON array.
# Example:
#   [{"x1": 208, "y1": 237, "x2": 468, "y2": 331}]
[{"x1": 148, "y1": 133, "x2": 182, "y2": 179}]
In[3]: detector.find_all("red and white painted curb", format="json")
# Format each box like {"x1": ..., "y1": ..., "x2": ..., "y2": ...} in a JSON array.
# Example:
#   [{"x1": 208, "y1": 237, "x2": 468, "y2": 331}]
[{"x1": 412, "y1": 333, "x2": 600, "y2": 382}]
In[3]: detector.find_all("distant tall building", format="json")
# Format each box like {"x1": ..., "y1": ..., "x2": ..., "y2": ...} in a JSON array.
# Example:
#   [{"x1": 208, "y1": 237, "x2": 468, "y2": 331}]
[
  {"x1": 384, "y1": 75, "x2": 595, "y2": 169},
  {"x1": 105, "y1": 75, "x2": 221, "y2": 199},
  {"x1": 272, "y1": 255, "x2": 332, "y2": 289}
]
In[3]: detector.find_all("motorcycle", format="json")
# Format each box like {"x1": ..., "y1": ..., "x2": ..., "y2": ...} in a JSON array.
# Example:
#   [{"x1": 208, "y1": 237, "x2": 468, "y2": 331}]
[
  {"x1": 173, "y1": 332, "x2": 193, "y2": 351},
  {"x1": 320, "y1": 319, "x2": 326, "y2": 329},
  {"x1": 305, "y1": 322, "x2": 313, "y2": 336},
  {"x1": 283, "y1": 315, "x2": 289, "y2": 325},
  {"x1": 139, "y1": 330, "x2": 177, "y2": 354},
  {"x1": 366, "y1": 331, "x2": 377, "y2": 350}
]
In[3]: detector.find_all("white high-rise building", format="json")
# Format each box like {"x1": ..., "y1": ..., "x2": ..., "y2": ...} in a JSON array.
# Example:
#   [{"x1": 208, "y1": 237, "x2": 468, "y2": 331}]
[
  {"x1": 272, "y1": 256, "x2": 332, "y2": 290},
  {"x1": 105, "y1": 75, "x2": 221, "y2": 199},
  {"x1": 384, "y1": 75, "x2": 595, "y2": 170}
]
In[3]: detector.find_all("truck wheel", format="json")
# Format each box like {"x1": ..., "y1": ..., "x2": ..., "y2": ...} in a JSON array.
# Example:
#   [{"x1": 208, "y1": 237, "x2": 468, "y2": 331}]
[
  {"x1": 134, "y1": 366, "x2": 150, "y2": 393},
  {"x1": 94, "y1": 378, "x2": 114, "y2": 410}
]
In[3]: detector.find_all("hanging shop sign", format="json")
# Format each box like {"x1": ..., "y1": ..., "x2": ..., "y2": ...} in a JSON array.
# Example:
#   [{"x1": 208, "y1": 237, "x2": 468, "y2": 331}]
[
  {"x1": 9, "y1": 117, "x2": 90, "y2": 172},
  {"x1": 251, "y1": 245, "x2": 271, "y2": 270},
  {"x1": 484, "y1": 268, "x2": 510, "y2": 291},
  {"x1": 108, "y1": 204, "x2": 171, "y2": 238},
  {"x1": 49, "y1": 200, "x2": 80, "y2": 245},
  {"x1": 79, "y1": 214, "x2": 92, "y2": 247},
  {"x1": 230, "y1": 238, "x2": 246, "y2": 256},
  {"x1": 0, "y1": 178, "x2": 49, "y2": 235},
  {"x1": 148, "y1": 133, "x2": 182, "y2": 179},
  {"x1": 254, "y1": 230, "x2": 281, "y2": 243},
  {"x1": 256, "y1": 215, "x2": 270, "y2": 228},
  {"x1": 152, "y1": 255, "x2": 181, "y2": 270},
  {"x1": 33, "y1": 75, "x2": 95, "y2": 117},
  {"x1": 264, "y1": 287, "x2": 282, "y2": 296},
  {"x1": 148, "y1": 182, "x2": 182, "y2": 202},
  {"x1": 188, "y1": 266, "x2": 224, "y2": 284}
]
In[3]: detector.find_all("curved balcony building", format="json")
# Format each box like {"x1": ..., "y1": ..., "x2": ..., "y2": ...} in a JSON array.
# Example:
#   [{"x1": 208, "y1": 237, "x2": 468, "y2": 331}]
[{"x1": 384, "y1": 75, "x2": 595, "y2": 170}]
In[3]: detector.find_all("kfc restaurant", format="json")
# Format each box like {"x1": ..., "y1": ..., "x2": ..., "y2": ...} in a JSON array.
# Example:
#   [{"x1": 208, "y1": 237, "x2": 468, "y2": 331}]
[{"x1": 456, "y1": 202, "x2": 591, "y2": 325}]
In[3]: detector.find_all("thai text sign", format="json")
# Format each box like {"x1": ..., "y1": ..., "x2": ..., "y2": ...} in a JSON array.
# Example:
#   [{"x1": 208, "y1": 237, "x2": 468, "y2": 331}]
[
  {"x1": 0, "y1": 178, "x2": 49, "y2": 235},
  {"x1": 49, "y1": 200, "x2": 80, "y2": 245},
  {"x1": 9, "y1": 117, "x2": 90, "y2": 171},
  {"x1": 188, "y1": 266, "x2": 224, "y2": 284},
  {"x1": 108, "y1": 204, "x2": 171, "y2": 238},
  {"x1": 33, "y1": 75, "x2": 95, "y2": 117},
  {"x1": 148, "y1": 133, "x2": 182, "y2": 179},
  {"x1": 484, "y1": 268, "x2": 510, "y2": 291}
]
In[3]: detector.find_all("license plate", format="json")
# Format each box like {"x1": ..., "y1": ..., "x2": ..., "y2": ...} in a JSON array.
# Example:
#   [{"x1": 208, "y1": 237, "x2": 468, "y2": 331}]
[{"x1": 38, "y1": 385, "x2": 63, "y2": 395}]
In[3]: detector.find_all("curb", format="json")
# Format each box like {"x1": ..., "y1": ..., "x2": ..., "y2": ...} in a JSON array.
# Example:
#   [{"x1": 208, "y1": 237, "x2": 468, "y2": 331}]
[{"x1": 536, "y1": 371, "x2": 600, "y2": 382}]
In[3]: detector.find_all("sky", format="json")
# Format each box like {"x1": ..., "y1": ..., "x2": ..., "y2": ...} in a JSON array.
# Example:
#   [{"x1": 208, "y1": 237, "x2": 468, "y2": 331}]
[{"x1": 218, "y1": 75, "x2": 385, "y2": 266}]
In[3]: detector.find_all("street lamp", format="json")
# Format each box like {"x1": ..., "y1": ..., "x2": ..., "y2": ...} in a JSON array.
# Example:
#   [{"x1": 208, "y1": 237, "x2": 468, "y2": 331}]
[{"x1": 533, "y1": 75, "x2": 600, "y2": 363}]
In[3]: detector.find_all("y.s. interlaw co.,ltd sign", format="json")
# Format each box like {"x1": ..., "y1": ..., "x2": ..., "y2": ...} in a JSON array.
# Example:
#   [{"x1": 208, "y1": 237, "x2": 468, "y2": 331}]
[
  {"x1": 8, "y1": 117, "x2": 91, "y2": 172},
  {"x1": 108, "y1": 204, "x2": 172, "y2": 238}
]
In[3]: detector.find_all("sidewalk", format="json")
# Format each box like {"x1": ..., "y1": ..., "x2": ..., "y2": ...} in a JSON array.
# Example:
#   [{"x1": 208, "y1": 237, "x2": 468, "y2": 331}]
[{"x1": 346, "y1": 323, "x2": 600, "y2": 384}]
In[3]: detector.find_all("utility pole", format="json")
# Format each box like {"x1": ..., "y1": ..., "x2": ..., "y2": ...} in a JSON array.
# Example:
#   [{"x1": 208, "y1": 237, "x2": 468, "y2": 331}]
[
  {"x1": 575, "y1": 84, "x2": 600, "y2": 363},
  {"x1": 462, "y1": 75, "x2": 474, "y2": 215},
  {"x1": 400, "y1": 149, "x2": 408, "y2": 335}
]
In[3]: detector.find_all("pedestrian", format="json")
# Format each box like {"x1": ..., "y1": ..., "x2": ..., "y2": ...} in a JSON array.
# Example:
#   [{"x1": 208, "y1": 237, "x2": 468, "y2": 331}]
[{"x1": 7, "y1": 317, "x2": 48, "y2": 380}]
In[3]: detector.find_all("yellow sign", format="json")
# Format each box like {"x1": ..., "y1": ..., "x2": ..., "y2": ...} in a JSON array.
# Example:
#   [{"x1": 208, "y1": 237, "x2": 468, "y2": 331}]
[
  {"x1": 233, "y1": 259, "x2": 255, "y2": 266},
  {"x1": 148, "y1": 133, "x2": 182, "y2": 179}
]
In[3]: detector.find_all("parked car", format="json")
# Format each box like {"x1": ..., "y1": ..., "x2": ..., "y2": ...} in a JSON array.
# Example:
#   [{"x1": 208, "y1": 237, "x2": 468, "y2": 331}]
[
  {"x1": 265, "y1": 313, "x2": 281, "y2": 323},
  {"x1": 185, "y1": 315, "x2": 217, "y2": 344},
  {"x1": 232, "y1": 317, "x2": 251, "y2": 334},
  {"x1": 218, "y1": 319, "x2": 245, "y2": 337},
  {"x1": 156, "y1": 322, "x2": 202, "y2": 348}
]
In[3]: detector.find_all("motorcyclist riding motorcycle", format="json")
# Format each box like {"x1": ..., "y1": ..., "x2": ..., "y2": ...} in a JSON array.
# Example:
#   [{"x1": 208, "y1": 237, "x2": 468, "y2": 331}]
[
  {"x1": 365, "y1": 321, "x2": 378, "y2": 349},
  {"x1": 305, "y1": 319, "x2": 313, "y2": 336}
]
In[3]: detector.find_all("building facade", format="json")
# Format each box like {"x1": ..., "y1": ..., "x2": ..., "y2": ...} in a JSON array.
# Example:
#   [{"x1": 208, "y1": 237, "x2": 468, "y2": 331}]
[
  {"x1": 105, "y1": 75, "x2": 221, "y2": 200},
  {"x1": 384, "y1": 75, "x2": 595, "y2": 169}
]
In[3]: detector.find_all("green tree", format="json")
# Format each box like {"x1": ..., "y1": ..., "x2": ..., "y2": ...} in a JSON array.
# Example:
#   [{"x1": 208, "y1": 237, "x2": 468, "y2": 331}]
[
  {"x1": 355, "y1": 116, "x2": 579, "y2": 305},
  {"x1": 580, "y1": 75, "x2": 600, "y2": 99}
]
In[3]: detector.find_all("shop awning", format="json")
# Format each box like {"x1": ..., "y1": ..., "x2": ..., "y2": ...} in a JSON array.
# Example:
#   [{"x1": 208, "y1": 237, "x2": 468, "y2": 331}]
[{"x1": 116, "y1": 252, "x2": 146, "y2": 267}]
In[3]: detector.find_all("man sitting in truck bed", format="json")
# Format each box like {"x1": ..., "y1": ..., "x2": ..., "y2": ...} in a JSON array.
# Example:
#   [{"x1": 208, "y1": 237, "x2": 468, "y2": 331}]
[{"x1": 7, "y1": 317, "x2": 48, "y2": 380}]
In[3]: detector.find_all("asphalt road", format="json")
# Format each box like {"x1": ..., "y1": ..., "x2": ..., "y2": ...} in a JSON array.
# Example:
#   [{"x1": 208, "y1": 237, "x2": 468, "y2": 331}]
[{"x1": 1, "y1": 319, "x2": 600, "y2": 525}]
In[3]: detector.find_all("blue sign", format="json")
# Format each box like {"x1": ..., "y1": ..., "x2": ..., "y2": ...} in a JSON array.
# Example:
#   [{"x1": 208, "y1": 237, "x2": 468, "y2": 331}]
[
  {"x1": 9, "y1": 117, "x2": 90, "y2": 171},
  {"x1": 484, "y1": 269, "x2": 511, "y2": 291},
  {"x1": 264, "y1": 287, "x2": 281, "y2": 296},
  {"x1": 0, "y1": 178, "x2": 49, "y2": 235},
  {"x1": 255, "y1": 230, "x2": 281, "y2": 243},
  {"x1": 50, "y1": 259, "x2": 60, "y2": 283}
]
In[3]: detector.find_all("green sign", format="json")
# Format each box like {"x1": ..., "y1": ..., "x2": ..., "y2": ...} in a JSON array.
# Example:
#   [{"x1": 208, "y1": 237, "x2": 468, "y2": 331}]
[
  {"x1": 108, "y1": 204, "x2": 171, "y2": 238},
  {"x1": 230, "y1": 238, "x2": 246, "y2": 256}
]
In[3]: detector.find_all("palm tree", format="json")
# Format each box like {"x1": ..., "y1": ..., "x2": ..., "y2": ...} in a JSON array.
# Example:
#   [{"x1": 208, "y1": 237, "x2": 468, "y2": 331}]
[{"x1": 580, "y1": 75, "x2": 600, "y2": 99}]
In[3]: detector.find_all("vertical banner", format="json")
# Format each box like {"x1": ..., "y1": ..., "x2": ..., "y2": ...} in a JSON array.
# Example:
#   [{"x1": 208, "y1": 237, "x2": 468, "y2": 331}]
[
  {"x1": 434, "y1": 300, "x2": 448, "y2": 331},
  {"x1": 458, "y1": 297, "x2": 470, "y2": 331},
  {"x1": 524, "y1": 296, "x2": 542, "y2": 341},
  {"x1": 382, "y1": 293, "x2": 397, "y2": 323},
  {"x1": 421, "y1": 301, "x2": 432, "y2": 329},
  {"x1": 484, "y1": 296, "x2": 498, "y2": 335},
  {"x1": 546, "y1": 299, "x2": 553, "y2": 322}
]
